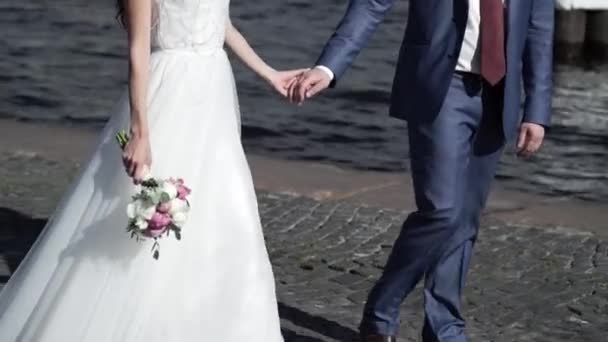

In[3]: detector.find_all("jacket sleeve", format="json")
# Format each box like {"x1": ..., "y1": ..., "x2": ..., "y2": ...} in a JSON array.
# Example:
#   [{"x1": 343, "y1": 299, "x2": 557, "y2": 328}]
[
  {"x1": 521, "y1": 0, "x2": 555, "y2": 126},
  {"x1": 316, "y1": 0, "x2": 396, "y2": 85}
]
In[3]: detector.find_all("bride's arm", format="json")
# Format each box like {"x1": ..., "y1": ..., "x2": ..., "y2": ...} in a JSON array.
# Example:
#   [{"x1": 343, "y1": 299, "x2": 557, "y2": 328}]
[
  {"x1": 225, "y1": 20, "x2": 307, "y2": 96},
  {"x1": 126, "y1": 0, "x2": 151, "y2": 139},
  {"x1": 123, "y1": 0, "x2": 152, "y2": 182}
]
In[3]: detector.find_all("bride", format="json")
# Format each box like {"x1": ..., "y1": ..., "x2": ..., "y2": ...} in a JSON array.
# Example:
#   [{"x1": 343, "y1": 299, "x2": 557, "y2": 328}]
[{"x1": 0, "y1": 0, "x2": 301, "y2": 341}]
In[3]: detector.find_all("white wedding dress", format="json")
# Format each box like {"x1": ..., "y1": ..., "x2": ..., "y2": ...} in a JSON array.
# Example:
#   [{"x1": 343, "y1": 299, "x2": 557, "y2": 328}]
[{"x1": 0, "y1": 1, "x2": 284, "y2": 341}]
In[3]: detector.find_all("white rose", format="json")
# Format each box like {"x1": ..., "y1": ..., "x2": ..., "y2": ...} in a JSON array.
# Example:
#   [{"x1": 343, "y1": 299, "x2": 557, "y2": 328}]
[
  {"x1": 161, "y1": 181, "x2": 178, "y2": 199},
  {"x1": 172, "y1": 212, "x2": 188, "y2": 227},
  {"x1": 169, "y1": 198, "x2": 189, "y2": 215},
  {"x1": 126, "y1": 201, "x2": 138, "y2": 219},
  {"x1": 137, "y1": 202, "x2": 156, "y2": 220},
  {"x1": 127, "y1": 200, "x2": 154, "y2": 220},
  {"x1": 135, "y1": 217, "x2": 149, "y2": 230}
]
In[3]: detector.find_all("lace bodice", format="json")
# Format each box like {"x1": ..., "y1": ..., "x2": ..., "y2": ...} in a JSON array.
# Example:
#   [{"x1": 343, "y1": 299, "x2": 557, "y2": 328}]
[{"x1": 152, "y1": 0, "x2": 230, "y2": 51}]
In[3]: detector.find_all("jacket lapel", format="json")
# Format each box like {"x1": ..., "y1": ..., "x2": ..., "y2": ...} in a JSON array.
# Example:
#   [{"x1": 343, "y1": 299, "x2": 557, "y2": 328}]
[{"x1": 454, "y1": 0, "x2": 468, "y2": 29}]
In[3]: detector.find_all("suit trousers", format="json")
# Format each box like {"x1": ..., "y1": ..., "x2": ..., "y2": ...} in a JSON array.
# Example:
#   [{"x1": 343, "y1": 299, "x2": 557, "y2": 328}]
[{"x1": 360, "y1": 72, "x2": 505, "y2": 341}]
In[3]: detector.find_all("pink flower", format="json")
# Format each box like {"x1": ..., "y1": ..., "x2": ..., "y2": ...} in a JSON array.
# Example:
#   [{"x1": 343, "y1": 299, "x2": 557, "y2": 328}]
[
  {"x1": 169, "y1": 178, "x2": 183, "y2": 186},
  {"x1": 170, "y1": 178, "x2": 191, "y2": 200},
  {"x1": 177, "y1": 184, "x2": 191, "y2": 200},
  {"x1": 147, "y1": 212, "x2": 171, "y2": 237}
]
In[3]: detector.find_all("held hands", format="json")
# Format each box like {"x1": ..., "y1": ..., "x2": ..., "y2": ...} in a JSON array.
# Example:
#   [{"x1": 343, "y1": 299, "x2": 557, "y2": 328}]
[
  {"x1": 517, "y1": 122, "x2": 545, "y2": 158},
  {"x1": 287, "y1": 68, "x2": 332, "y2": 105},
  {"x1": 265, "y1": 66, "x2": 331, "y2": 104},
  {"x1": 266, "y1": 69, "x2": 311, "y2": 97}
]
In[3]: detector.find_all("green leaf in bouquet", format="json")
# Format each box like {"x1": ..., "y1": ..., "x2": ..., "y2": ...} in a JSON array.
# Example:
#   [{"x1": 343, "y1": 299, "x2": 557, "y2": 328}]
[
  {"x1": 171, "y1": 225, "x2": 182, "y2": 240},
  {"x1": 132, "y1": 192, "x2": 150, "y2": 202},
  {"x1": 142, "y1": 179, "x2": 159, "y2": 188},
  {"x1": 160, "y1": 192, "x2": 171, "y2": 203},
  {"x1": 127, "y1": 222, "x2": 137, "y2": 233},
  {"x1": 151, "y1": 240, "x2": 160, "y2": 260},
  {"x1": 146, "y1": 193, "x2": 159, "y2": 206},
  {"x1": 115, "y1": 131, "x2": 130, "y2": 150},
  {"x1": 115, "y1": 135, "x2": 122, "y2": 149}
]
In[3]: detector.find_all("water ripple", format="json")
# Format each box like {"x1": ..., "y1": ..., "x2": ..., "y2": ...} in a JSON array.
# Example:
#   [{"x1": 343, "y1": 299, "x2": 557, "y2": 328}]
[{"x1": 1, "y1": 0, "x2": 607, "y2": 202}]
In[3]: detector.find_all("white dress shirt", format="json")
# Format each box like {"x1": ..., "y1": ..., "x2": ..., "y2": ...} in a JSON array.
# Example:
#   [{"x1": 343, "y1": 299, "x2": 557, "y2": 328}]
[
  {"x1": 316, "y1": 65, "x2": 335, "y2": 81},
  {"x1": 317, "y1": 0, "x2": 505, "y2": 79},
  {"x1": 457, "y1": 0, "x2": 505, "y2": 74},
  {"x1": 456, "y1": 0, "x2": 482, "y2": 73}
]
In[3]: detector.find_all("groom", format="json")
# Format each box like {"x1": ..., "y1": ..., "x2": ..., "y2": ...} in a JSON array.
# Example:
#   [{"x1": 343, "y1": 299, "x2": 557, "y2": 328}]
[{"x1": 289, "y1": 0, "x2": 554, "y2": 341}]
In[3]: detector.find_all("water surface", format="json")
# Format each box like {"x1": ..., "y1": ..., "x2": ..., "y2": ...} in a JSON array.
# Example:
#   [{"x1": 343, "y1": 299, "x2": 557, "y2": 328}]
[{"x1": 1, "y1": 0, "x2": 606, "y2": 201}]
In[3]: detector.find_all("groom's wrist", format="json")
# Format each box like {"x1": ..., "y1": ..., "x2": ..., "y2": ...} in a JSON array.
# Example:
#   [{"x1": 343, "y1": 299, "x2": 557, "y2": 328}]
[{"x1": 315, "y1": 65, "x2": 335, "y2": 81}]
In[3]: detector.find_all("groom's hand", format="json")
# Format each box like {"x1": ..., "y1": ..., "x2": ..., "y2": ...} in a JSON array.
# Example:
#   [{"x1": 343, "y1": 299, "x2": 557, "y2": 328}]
[
  {"x1": 289, "y1": 68, "x2": 331, "y2": 105},
  {"x1": 517, "y1": 122, "x2": 545, "y2": 158}
]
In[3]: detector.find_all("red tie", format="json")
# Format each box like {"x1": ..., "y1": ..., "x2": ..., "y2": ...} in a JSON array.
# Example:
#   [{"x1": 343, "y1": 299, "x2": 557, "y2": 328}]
[{"x1": 480, "y1": 0, "x2": 506, "y2": 85}]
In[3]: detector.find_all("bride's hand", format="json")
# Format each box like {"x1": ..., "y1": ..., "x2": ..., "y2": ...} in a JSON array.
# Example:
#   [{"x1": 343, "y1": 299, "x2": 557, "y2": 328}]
[
  {"x1": 122, "y1": 132, "x2": 152, "y2": 184},
  {"x1": 266, "y1": 69, "x2": 310, "y2": 97}
]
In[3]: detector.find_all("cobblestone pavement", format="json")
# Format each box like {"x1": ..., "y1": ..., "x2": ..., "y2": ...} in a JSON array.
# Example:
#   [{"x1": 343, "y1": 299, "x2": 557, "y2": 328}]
[
  {"x1": 0, "y1": 152, "x2": 607, "y2": 341},
  {"x1": 258, "y1": 193, "x2": 608, "y2": 342}
]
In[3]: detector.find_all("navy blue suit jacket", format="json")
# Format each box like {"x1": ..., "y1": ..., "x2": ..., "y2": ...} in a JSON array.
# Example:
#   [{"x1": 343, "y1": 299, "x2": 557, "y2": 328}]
[{"x1": 316, "y1": 0, "x2": 554, "y2": 140}]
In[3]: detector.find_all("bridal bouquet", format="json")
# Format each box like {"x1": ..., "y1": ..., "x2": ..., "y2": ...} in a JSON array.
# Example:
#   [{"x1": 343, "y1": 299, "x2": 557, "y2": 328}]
[{"x1": 116, "y1": 131, "x2": 192, "y2": 259}]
